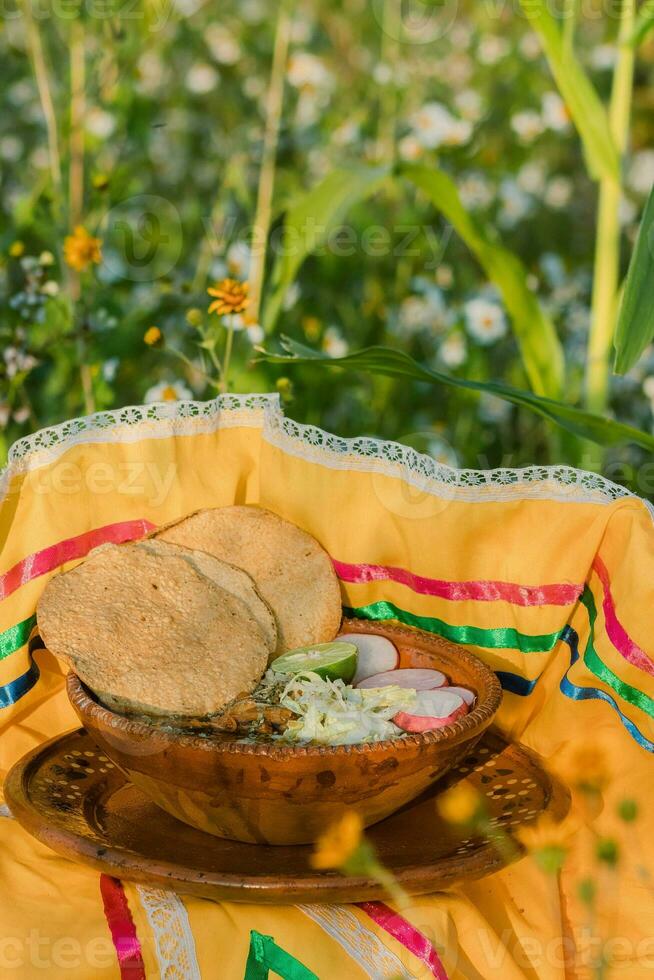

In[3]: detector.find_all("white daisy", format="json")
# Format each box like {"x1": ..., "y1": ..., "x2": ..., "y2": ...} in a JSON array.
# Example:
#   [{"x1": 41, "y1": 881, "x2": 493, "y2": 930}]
[
  {"x1": 464, "y1": 298, "x2": 507, "y2": 345},
  {"x1": 186, "y1": 63, "x2": 219, "y2": 95},
  {"x1": 398, "y1": 135, "x2": 423, "y2": 161},
  {"x1": 479, "y1": 393, "x2": 511, "y2": 424},
  {"x1": 510, "y1": 110, "x2": 544, "y2": 144},
  {"x1": 144, "y1": 380, "x2": 193, "y2": 403},
  {"x1": 439, "y1": 332, "x2": 467, "y2": 368},
  {"x1": 541, "y1": 92, "x2": 570, "y2": 132},
  {"x1": 226, "y1": 241, "x2": 251, "y2": 279},
  {"x1": 323, "y1": 326, "x2": 347, "y2": 358},
  {"x1": 545, "y1": 176, "x2": 573, "y2": 209},
  {"x1": 477, "y1": 36, "x2": 510, "y2": 65},
  {"x1": 459, "y1": 172, "x2": 494, "y2": 210},
  {"x1": 409, "y1": 102, "x2": 472, "y2": 150},
  {"x1": 628, "y1": 150, "x2": 654, "y2": 196},
  {"x1": 287, "y1": 52, "x2": 332, "y2": 91},
  {"x1": 498, "y1": 178, "x2": 533, "y2": 228},
  {"x1": 206, "y1": 25, "x2": 241, "y2": 65}
]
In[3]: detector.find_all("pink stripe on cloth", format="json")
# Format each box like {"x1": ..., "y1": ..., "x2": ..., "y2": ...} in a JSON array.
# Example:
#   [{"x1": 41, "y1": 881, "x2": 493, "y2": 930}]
[
  {"x1": 0, "y1": 519, "x2": 155, "y2": 600},
  {"x1": 100, "y1": 875, "x2": 146, "y2": 980},
  {"x1": 592, "y1": 555, "x2": 654, "y2": 678},
  {"x1": 334, "y1": 559, "x2": 582, "y2": 607},
  {"x1": 357, "y1": 901, "x2": 449, "y2": 979}
]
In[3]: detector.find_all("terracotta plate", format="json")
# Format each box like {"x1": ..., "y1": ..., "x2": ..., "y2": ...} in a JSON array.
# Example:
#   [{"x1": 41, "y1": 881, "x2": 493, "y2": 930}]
[{"x1": 5, "y1": 727, "x2": 569, "y2": 904}]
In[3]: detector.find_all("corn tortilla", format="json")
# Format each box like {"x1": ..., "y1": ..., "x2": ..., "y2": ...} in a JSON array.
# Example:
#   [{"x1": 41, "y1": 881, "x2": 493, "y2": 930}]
[
  {"x1": 37, "y1": 542, "x2": 269, "y2": 717},
  {"x1": 156, "y1": 505, "x2": 342, "y2": 655}
]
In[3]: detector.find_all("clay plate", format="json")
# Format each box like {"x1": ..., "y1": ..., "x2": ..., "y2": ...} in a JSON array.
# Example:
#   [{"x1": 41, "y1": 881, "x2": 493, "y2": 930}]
[{"x1": 4, "y1": 727, "x2": 570, "y2": 904}]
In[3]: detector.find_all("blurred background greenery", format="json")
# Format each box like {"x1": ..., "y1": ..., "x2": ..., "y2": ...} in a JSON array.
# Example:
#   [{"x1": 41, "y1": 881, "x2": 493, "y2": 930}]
[{"x1": 2, "y1": 0, "x2": 654, "y2": 490}]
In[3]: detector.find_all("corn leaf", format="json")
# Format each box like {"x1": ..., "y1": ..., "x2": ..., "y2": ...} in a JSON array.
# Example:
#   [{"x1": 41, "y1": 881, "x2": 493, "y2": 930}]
[
  {"x1": 263, "y1": 165, "x2": 391, "y2": 333},
  {"x1": 613, "y1": 182, "x2": 654, "y2": 373},
  {"x1": 258, "y1": 338, "x2": 654, "y2": 451},
  {"x1": 630, "y1": 0, "x2": 654, "y2": 46},
  {"x1": 518, "y1": 0, "x2": 619, "y2": 181},
  {"x1": 401, "y1": 164, "x2": 565, "y2": 399}
]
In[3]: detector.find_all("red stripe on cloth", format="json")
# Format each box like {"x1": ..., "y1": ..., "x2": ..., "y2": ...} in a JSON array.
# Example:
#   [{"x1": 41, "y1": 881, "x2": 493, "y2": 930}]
[
  {"x1": 334, "y1": 559, "x2": 581, "y2": 607},
  {"x1": 357, "y1": 901, "x2": 449, "y2": 979},
  {"x1": 0, "y1": 519, "x2": 155, "y2": 600},
  {"x1": 592, "y1": 555, "x2": 654, "y2": 678},
  {"x1": 99, "y1": 875, "x2": 146, "y2": 979}
]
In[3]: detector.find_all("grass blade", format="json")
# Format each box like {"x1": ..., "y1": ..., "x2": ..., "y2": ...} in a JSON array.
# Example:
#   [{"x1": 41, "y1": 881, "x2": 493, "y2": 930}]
[
  {"x1": 262, "y1": 165, "x2": 390, "y2": 333},
  {"x1": 259, "y1": 339, "x2": 654, "y2": 451},
  {"x1": 518, "y1": 0, "x2": 619, "y2": 181},
  {"x1": 613, "y1": 182, "x2": 654, "y2": 373},
  {"x1": 401, "y1": 164, "x2": 565, "y2": 398}
]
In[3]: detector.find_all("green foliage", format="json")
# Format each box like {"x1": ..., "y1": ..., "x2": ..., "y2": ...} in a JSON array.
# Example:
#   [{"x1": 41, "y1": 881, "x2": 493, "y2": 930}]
[
  {"x1": 518, "y1": 0, "x2": 619, "y2": 181},
  {"x1": 263, "y1": 165, "x2": 391, "y2": 333},
  {"x1": 3, "y1": 1, "x2": 654, "y2": 490},
  {"x1": 259, "y1": 338, "x2": 654, "y2": 450},
  {"x1": 400, "y1": 164, "x2": 565, "y2": 397},
  {"x1": 613, "y1": 182, "x2": 654, "y2": 374}
]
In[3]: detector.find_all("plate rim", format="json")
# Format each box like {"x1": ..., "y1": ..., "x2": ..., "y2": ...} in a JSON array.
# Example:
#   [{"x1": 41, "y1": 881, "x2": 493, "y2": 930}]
[{"x1": 4, "y1": 726, "x2": 571, "y2": 904}]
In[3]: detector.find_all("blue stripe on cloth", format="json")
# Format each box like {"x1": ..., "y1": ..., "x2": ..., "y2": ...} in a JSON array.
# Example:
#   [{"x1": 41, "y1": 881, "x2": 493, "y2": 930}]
[{"x1": 0, "y1": 659, "x2": 40, "y2": 709}]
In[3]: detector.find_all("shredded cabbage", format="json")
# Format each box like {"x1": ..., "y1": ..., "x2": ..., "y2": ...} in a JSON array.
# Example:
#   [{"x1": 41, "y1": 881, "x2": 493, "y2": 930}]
[{"x1": 266, "y1": 670, "x2": 416, "y2": 745}]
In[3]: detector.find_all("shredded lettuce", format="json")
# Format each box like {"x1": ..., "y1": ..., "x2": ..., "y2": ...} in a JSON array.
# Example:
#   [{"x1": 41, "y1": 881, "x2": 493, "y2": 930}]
[{"x1": 267, "y1": 670, "x2": 416, "y2": 745}]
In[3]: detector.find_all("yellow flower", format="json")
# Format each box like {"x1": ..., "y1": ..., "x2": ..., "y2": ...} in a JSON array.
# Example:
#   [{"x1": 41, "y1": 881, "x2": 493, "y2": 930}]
[
  {"x1": 161, "y1": 385, "x2": 180, "y2": 401},
  {"x1": 302, "y1": 315, "x2": 321, "y2": 341},
  {"x1": 516, "y1": 811, "x2": 581, "y2": 874},
  {"x1": 9, "y1": 241, "x2": 25, "y2": 258},
  {"x1": 144, "y1": 326, "x2": 163, "y2": 347},
  {"x1": 516, "y1": 811, "x2": 580, "y2": 852},
  {"x1": 311, "y1": 810, "x2": 363, "y2": 870},
  {"x1": 207, "y1": 278, "x2": 250, "y2": 316},
  {"x1": 569, "y1": 745, "x2": 610, "y2": 793},
  {"x1": 64, "y1": 226, "x2": 102, "y2": 272},
  {"x1": 437, "y1": 782, "x2": 481, "y2": 824}
]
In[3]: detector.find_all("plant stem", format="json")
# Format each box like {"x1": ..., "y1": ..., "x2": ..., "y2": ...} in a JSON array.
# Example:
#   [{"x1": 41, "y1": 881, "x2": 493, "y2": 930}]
[
  {"x1": 68, "y1": 18, "x2": 95, "y2": 417},
  {"x1": 563, "y1": 0, "x2": 581, "y2": 55},
  {"x1": 584, "y1": 0, "x2": 635, "y2": 468},
  {"x1": 249, "y1": 0, "x2": 293, "y2": 326},
  {"x1": 376, "y1": 0, "x2": 400, "y2": 161},
  {"x1": 69, "y1": 19, "x2": 85, "y2": 231},
  {"x1": 221, "y1": 324, "x2": 235, "y2": 393},
  {"x1": 22, "y1": 0, "x2": 62, "y2": 201}
]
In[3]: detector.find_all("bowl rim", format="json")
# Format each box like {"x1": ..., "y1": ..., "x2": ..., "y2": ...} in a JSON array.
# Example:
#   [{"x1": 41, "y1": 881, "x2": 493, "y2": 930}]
[{"x1": 65, "y1": 620, "x2": 503, "y2": 759}]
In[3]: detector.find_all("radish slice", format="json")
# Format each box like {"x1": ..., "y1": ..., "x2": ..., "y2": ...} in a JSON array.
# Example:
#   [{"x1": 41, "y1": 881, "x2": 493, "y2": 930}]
[
  {"x1": 441, "y1": 685, "x2": 476, "y2": 707},
  {"x1": 338, "y1": 633, "x2": 399, "y2": 685},
  {"x1": 393, "y1": 690, "x2": 467, "y2": 732},
  {"x1": 357, "y1": 667, "x2": 447, "y2": 690}
]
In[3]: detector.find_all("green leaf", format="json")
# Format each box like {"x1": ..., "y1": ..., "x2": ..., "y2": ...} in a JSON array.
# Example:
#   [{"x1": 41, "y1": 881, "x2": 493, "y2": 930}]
[
  {"x1": 613, "y1": 182, "x2": 654, "y2": 373},
  {"x1": 401, "y1": 164, "x2": 564, "y2": 398},
  {"x1": 262, "y1": 165, "x2": 391, "y2": 333},
  {"x1": 258, "y1": 339, "x2": 654, "y2": 451},
  {"x1": 630, "y1": 0, "x2": 654, "y2": 46},
  {"x1": 518, "y1": 0, "x2": 619, "y2": 182}
]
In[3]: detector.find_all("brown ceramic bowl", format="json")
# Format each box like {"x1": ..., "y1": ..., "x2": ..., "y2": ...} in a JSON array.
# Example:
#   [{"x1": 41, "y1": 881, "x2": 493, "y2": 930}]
[{"x1": 66, "y1": 620, "x2": 502, "y2": 845}]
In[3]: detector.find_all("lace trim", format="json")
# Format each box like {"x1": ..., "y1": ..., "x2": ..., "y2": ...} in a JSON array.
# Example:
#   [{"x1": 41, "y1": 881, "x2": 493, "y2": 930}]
[
  {"x1": 0, "y1": 392, "x2": 640, "y2": 508},
  {"x1": 136, "y1": 885, "x2": 201, "y2": 980},
  {"x1": 298, "y1": 903, "x2": 411, "y2": 978}
]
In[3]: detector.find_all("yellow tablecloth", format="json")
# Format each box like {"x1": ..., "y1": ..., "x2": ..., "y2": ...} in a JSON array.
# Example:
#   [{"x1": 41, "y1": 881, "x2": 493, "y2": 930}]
[{"x1": 2, "y1": 394, "x2": 653, "y2": 978}]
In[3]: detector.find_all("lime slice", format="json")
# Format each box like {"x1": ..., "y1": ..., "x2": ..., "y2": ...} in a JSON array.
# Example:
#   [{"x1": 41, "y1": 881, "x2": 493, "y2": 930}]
[{"x1": 271, "y1": 642, "x2": 358, "y2": 683}]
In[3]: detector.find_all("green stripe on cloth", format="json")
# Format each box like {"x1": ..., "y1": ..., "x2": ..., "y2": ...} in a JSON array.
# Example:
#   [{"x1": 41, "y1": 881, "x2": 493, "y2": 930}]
[
  {"x1": 344, "y1": 601, "x2": 562, "y2": 653},
  {"x1": 580, "y1": 587, "x2": 654, "y2": 719},
  {"x1": 0, "y1": 615, "x2": 36, "y2": 662}
]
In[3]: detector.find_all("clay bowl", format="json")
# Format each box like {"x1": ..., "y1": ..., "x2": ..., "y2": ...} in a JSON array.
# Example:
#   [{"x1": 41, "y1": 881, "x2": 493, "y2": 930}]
[{"x1": 66, "y1": 620, "x2": 502, "y2": 845}]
